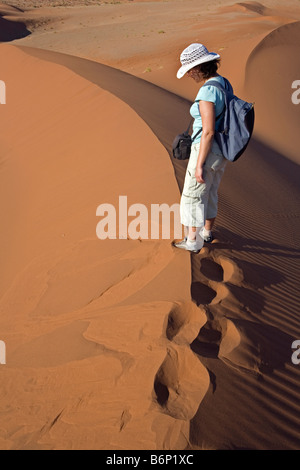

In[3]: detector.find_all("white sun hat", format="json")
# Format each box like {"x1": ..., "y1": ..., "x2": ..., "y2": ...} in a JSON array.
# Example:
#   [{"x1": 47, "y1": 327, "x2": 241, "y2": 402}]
[{"x1": 177, "y1": 43, "x2": 220, "y2": 79}]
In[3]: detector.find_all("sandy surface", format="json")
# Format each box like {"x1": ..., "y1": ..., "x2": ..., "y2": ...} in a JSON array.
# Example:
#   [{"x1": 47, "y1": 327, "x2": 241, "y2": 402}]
[{"x1": 0, "y1": 0, "x2": 299, "y2": 450}]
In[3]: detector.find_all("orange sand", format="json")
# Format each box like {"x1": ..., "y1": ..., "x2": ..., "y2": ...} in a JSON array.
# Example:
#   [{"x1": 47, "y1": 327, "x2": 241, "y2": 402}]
[{"x1": 0, "y1": 0, "x2": 299, "y2": 450}]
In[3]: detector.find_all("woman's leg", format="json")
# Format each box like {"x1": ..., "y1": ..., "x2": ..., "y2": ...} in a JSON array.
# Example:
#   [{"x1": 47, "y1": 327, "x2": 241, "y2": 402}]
[
  {"x1": 205, "y1": 217, "x2": 215, "y2": 231},
  {"x1": 188, "y1": 226, "x2": 197, "y2": 240},
  {"x1": 182, "y1": 170, "x2": 214, "y2": 242},
  {"x1": 204, "y1": 165, "x2": 226, "y2": 237},
  {"x1": 175, "y1": 195, "x2": 204, "y2": 252},
  {"x1": 180, "y1": 196, "x2": 204, "y2": 240}
]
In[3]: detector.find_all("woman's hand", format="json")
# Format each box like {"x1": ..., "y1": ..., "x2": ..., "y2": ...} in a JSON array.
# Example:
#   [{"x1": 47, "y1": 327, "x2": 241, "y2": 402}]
[{"x1": 195, "y1": 166, "x2": 205, "y2": 183}]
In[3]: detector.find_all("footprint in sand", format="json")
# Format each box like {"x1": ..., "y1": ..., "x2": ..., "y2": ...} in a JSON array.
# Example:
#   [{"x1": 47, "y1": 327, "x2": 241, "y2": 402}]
[
  {"x1": 152, "y1": 255, "x2": 247, "y2": 419},
  {"x1": 190, "y1": 251, "x2": 290, "y2": 376},
  {"x1": 153, "y1": 249, "x2": 286, "y2": 421},
  {"x1": 153, "y1": 301, "x2": 210, "y2": 420},
  {"x1": 189, "y1": 253, "x2": 244, "y2": 362}
]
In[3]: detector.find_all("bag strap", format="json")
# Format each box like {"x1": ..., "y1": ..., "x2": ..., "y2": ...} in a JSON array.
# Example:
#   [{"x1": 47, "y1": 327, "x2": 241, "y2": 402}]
[
  {"x1": 184, "y1": 119, "x2": 193, "y2": 136},
  {"x1": 190, "y1": 120, "x2": 202, "y2": 142}
]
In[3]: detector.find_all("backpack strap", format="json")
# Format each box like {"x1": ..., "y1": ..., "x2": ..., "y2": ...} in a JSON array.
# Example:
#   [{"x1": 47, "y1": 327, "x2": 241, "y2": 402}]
[
  {"x1": 200, "y1": 78, "x2": 233, "y2": 133},
  {"x1": 202, "y1": 77, "x2": 233, "y2": 94},
  {"x1": 190, "y1": 79, "x2": 232, "y2": 141}
]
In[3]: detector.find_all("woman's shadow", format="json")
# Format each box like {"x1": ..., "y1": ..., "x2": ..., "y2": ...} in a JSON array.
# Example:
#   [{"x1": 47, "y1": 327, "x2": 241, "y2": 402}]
[{"x1": 208, "y1": 226, "x2": 300, "y2": 259}]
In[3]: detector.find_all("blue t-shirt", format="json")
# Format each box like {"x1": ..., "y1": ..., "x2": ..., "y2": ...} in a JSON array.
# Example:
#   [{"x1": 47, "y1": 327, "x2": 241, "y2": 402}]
[{"x1": 190, "y1": 75, "x2": 231, "y2": 153}]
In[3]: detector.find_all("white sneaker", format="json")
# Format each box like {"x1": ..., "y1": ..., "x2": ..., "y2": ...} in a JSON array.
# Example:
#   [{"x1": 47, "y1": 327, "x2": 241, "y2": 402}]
[
  {"x1": 200, "y1": 227, "x2": 214, "y2": 243},
  {"x1": 173, "y1": 237, "x2": 202, "y2": 253}
]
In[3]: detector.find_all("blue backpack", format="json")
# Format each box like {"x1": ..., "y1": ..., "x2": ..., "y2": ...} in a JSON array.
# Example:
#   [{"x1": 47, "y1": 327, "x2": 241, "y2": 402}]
[{"x1": 203, "y1": 78, "x2": 255, "y2": 162}]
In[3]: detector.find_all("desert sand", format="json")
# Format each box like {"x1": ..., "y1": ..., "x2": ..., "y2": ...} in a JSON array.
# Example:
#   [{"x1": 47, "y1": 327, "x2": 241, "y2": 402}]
[{"x1": 0, "y1": 0, "x2": 299, "y2": 450}]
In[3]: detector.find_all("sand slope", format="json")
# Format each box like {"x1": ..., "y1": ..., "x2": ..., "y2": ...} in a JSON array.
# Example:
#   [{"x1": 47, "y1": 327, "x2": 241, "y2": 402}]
[
  {"x1": 245, "y1": 20, "x2": 300, "y2": 164},
  {"x1": 0, "y1": 0, "x2": 300, "y2": 451},
  {"x1": 0, "y1": 44, "x2": 199, "y2": 450}
]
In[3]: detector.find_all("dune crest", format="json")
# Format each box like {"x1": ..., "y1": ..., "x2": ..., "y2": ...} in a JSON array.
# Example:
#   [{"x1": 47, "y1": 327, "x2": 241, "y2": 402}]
[
  {"x1": 224, "y1": 1, "x2": 273, "y2": 15},
  {"x1": 245, "y1": 20, "x2": 300, "y2": 164}
]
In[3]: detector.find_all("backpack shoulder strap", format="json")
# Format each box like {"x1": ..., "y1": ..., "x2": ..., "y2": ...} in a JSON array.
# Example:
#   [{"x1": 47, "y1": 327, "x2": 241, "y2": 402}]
[
  {"x1": 202, "y1": 79, "x2": 224, "y2": 91},
  {"x1": 200, "y1": 78, "x2": 233, "y2": 124},
  {"x1": 202, "y1": 77, "x2": 233, "y2": 94}
]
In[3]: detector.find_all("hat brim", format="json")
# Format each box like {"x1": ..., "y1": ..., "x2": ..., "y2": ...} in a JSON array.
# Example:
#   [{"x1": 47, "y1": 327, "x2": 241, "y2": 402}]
[{"x1": 177, "y1": 53, "x2": 221, "y2": 79}]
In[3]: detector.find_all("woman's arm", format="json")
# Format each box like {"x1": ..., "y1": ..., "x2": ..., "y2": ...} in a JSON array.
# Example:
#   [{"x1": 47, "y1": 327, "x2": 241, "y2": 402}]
[{"x1": 195, "y1": 100, "x2": 215, "y2": 183}]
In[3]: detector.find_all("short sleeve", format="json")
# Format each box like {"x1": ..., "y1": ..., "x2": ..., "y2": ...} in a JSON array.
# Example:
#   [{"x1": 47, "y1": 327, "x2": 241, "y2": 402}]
[{"x1": 197, "y1": 85, "x2": 219, "y2": 104}]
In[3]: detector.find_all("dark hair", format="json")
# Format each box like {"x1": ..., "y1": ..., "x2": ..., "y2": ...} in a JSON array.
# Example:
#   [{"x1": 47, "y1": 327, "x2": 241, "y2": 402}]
[{"x1": 197, "y1": 59, "x2": 220, "y2": 79}]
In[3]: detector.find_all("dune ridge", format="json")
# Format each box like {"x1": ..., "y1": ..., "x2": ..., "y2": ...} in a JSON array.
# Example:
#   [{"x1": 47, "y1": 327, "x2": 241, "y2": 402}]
[
  {"x1": 2, "y1": 0, "x2": 300, "y2": 100},
  {"x1": 245, "y1": 20, "x2": 300, "y2": 163}
]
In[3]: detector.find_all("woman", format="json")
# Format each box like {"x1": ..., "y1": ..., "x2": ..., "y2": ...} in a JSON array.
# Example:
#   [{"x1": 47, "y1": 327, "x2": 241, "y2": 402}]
[{"x1": 173, "y1": 43, "x2": 233, "y2": 254}]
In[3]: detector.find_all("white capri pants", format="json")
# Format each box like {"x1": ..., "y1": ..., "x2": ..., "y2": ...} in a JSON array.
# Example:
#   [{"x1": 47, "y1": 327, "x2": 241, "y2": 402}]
[{"x1": 180, "y1": 142, "x2": 227, "y2": 227}]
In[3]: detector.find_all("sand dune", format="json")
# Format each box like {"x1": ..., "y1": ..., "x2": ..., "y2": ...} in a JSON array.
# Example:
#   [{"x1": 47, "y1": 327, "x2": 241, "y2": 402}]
[
  {"x1": 0, "y1": 0, "x2": 299, "y2": 451},
  {"x1": 245, "y1": 20, "x2": 300, "y2": 164},
  {"x1": 0, "y1": 44, "x2": 194, "y2": 449},
  {"x1": 222, "y1": 1, "x2": 274, "y2": 15},
  {"x1": 3, "y1": 0, "x2": 300, "y2": 98},
  {"x1": 0, "y1": 3, "x2": 30, "y2": 41}
]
